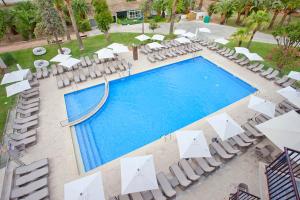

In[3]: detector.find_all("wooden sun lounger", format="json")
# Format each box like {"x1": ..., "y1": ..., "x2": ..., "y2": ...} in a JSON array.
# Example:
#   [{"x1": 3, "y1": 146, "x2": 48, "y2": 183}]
[
  {"x1": 265, "y1": 70, "x2": 279, "y2": 80},
  {"x1": 275, "y1": 75, "x2": 289, "y2": 85},
  {"x1": 29, "y1": 79, "x2": 39, "y2": 87},
  {"x1": 17, "y1": 102, "x2": 39, "y2": 111},
  {"x1": 151, "y1": 189, "x2": 166, "y2": 200},
  {"x1": 10, "y1": 178, "x2": 48, "y2": 198},
  {"x1": 10, "y1": 129, "x2": 37, "y2": 141},
  {"x1": 156, "y1": 172, "x2": 176, "y2": 198},
  {"x1": 235, "y1": 57, "x2": 247, "y2": 64},
  {"x1": 205, "y1": 157, "x2": 222, "y2": 167},
  {"x1": 260, "y1": 68, "x2": 273, "y2": 77},
  {"x1": 169, "y1": 163, "x2": 192, "y2": 188},
  {"x1": 19, "y1": 187, "x2": 49, "y2": 200},
  {"x1": 251, "y1": 64, "x2": 264, "y2": 72},
  {"x1": 80, "y1": 57, "x2": 87, "y2": 67},
  {"x1": 13, "y1": 120, "x2": 38, "y2": 132},
  {"x1": 193, "y1": 158, "x2": 215, "y2": 173},
  {"x1": 210, "y1": 143, "x2": 234, "y2": 160},
  {"x1": 57, "y1": 65, "x2": 64, "y2": 74},
  {"x1": 239, "y1": 59, "x2": 250, "y2": 66},
  {"x1": 16, "y1": 107, "x2": 39, "y2": 117},
  {"x1": 51, "y1": 64, "x2": 58, "y2": 76},
  {"x1": 16, "y1": 166, "x2": 49, "y2": 186},
  {"x1": 178, "y1": 159, "x2": 200, "y2": 181},
  {"x1": 56, "y1": 76, "x2": 64, "y2": 88},
  {"x1": 9, "y1": 136, "x2": 37, "y2": 149},
  {"x1": 141, "y1": 191, "x2": 153, "y2": 200},
  {"x1": 36, "y1": 69, "x2": 43, "y2": 80},
  {"x1": 239, "y1": 133, "x2": 256, "y2": 143},
  {"x1": 224, "y1": 50, "x2": 235, "y2": 57},
  {"x1": 85, "y1": 56, "x2": 92, "y2": 66},
  {"x1": 15, "y1": 159, "x2": 48, "y2": 175},
  {"x1": 282, "y1": 79, "x2": 296, "y2": 87},
  {"x1": 130, "y1": 192, "x2": 143, "y2": 200},
  {"x1": 279, "y1": 100, "x2": 298, "y2": 111},
  {"x1": 20, "y1": 98, "x2": 40, "y2": 105},
  {"x1": 247, "y1": 63, "x2": 259, "y2": 70},
  {"x1": 216, "y1": 47, "x2": 226, "y2": 53},
  {"x1": 23, "y1": 88, "x2": 39, "y2": 95},
  {"x1": 93, "y1": 54, "x2": 100, "y2": 64},
  {"x1": 119, "y1": 194, "x2": 130, "y2": 200},
  {"x1": 88, "y1": 66, "x2": 96, "y2": 79},
  {"x1": 73, "y1": 71, "x2": 81, "y2": 83},
  {"x1": 94, "y1": 64, "x2": 102, "y2": 77},
  {"x1": 79, "y1": 69, "x2": 87, "y2": 81},
  {"x1": 231, "y1": 135, "x2": 252, "y2": 147},
  {"x1": 220, "y1": 49, "x2": 231, "y2": 55},
  {"x1": 243, "y1": 122, "x2": 264, "y2": 138},
  {"x1": 42, "y1": 67, "x2": 49, "y2": 78},
  {"x1": 228, "y1": 53, "x2": 239, "y2": 60},
  {"x1": 21, "y1": 91, "x2": 39, "y2": 99},
  {"x1": 217, "y1": 140, "x2": 240, "y2": 154},
  {"x1": 62, "y1": 74, "x2": 70, "y2": 86}
]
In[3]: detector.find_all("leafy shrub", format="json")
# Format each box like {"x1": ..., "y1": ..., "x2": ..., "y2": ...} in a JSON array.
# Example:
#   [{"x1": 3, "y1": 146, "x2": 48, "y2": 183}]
[
  {"x1": 269, "y1": 47, "x2": 298, "y2": 71},
  {"x1": 149, "y1": 21, "x2": 158, "y2": 32},
  {"x1": 78, "y1": 19, "x2": 91, "y2": 32},
  {"x1": 1, "y1": 53, "x2": 17, "y2": 66}
]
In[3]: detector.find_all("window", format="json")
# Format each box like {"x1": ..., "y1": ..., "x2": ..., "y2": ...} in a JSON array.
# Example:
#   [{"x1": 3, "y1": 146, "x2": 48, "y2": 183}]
[{"x1": 127, "y1": 10, "x2": 142, "y2": 19}]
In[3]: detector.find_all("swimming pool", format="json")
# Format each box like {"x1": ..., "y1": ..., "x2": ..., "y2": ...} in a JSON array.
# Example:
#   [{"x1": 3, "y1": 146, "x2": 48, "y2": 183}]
[{"x1": 64, "y1": 57, "x2": 256, "y2": 171}]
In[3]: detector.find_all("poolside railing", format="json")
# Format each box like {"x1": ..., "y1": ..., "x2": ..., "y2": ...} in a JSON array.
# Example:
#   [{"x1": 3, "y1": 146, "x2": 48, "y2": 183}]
[
  {"x1": 229, "y1": 190, "x2": 260, "y2": 200},
  {"x1": 265, "y1": 147, "x2": 300, "y2": 200},
  {"x1": 60, "y1": 78, "x2": 109, "y2": 127}
]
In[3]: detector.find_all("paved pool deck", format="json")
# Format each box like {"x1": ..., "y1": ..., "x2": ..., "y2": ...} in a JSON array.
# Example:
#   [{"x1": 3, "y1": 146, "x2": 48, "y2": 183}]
[{"x1": 16, "y1": 47, "x2": 284, "y2": 200}]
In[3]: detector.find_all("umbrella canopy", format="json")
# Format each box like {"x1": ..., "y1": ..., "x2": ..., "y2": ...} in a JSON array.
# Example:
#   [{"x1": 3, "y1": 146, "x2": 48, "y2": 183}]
[
  {"x1": 174, "y1": 29, "x2": 186, "y2": 35},
  {"x1": 64, "y1": 172, "x2": 105, "y2": 200},
  {"x1": 214, "y1": 38, "x2": 229, "y2": 45},
  {"x1": 121, "y1": 155, "x2": 158, "y2": 194},
  {"x1": 135, "y1": 34, "x2": 150, "y2": 41},
  {"x1": 1, "y1": 69, "x2": 30, "y2": 85},
  {"x1": 175, "y1": 37, "x2": 191, "y2": 44},
  {"x1": 256, "y1": 110, "x2": 300, "y2": 151},
  {"x1": 244, "y1": 52, "x2": 264, "y2": 61},
  {"x1": 207, "y1": 113, "x2": 244, "y2": 140},
  {"x1": 288, "y1": 71, "x2": 300, "y2": 81},
  {"x1": 248, "y1": 96, "x2": 276, "y2": 118},
  {"x1": 59, "y1": 57, "x2": 81, "y2": 69},
  {"x1": 176, "y1": 130, "x2": 211, "y2": 159},
  {"x1": 234, "y1": 47, "x2": 249, "y2": 55},
  {"x1": 50, "y1": 54, "x2": 71, "y2": 63},
  {"x1": 198, "y1": 28, "x2": 211, "y2": 33},
  {"x1": 182, "y1": 32, "x2": 196, "y2": 39},
  {"x1": 152, "y1": 34, "x2": 165, "y2": 41},
  {"x1": 277, "y1": 86, "x2": 300, "y2": 108},
  {"x1": 6, "y1": 80, "x2": 31, "y2": 97},
  {"x1": 96, "y1": 48, "x2": 115, "y2": 59},
  {"x1": 107, "y1": 43, "x2": 129, "y2": 54},
  {"x1": 147, "y1": 42, "x2": 164, "y2": 49}
]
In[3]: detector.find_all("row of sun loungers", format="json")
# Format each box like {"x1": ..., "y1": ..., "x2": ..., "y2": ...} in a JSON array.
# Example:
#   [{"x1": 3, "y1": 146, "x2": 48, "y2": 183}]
[{"x1": 36, "y1": 67, "x2": 49, "y2": 80}]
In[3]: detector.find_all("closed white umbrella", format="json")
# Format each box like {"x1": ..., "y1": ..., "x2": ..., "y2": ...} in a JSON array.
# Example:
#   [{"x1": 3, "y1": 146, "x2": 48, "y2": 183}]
[
  {"x1": 288, "y1": 71, "x2": 300, "y2": 81},
  {"x1": 256, "y1": 110, "x2": 300, "y2": 151},
  {"x1": 152, "y1": 34, "x2": 165, "y2": 41},
  {"x1": 248, "y1": 96, "x2": 276, "y2": 118},
  {"x1": 198, "y1": 28, "x2": 211, "y2": 33},
  {"x1": 96, "y1": 48, "x2": 115, "y2": 59},
  {"x1": 147, "y1": 42, "x2": 165, "y2": 49},
  {"x1": 64, "y1": 172, "x2": 105, "y2": 200},
  {"x1": 6, "y1": 80, "x2": 31, "y2": 97},
  {"x1": 135, "y1": 34, "x2": 150, "y2": 41},
  {"x1": 1, "y1": 69, "x2": 30, "y2": 85},
  {"x1": 244, "y1": 52, "x2": 264, "y2": 61},
  {"x1": 214, "y1": 38, "x2": 229, "y2": 45},
  {"x1": 277, "y1": 86, "x2": 300, "y2": 108},
  {"x1": 176, "y1": 130, "x2": 211, "y2": 159},
  {"x1": 174, "y1": 29, "x2": 186, "y2": 35},
  {"x1": 207, "y1": 113, "x2": 244, "y2": 140},
  {"x1": 50, "y1": 54, "x2": 71, "y2": 63},
  {"x1": 59, "y1": 57, "x2": 81, "y2": 69},
  {"x1": 175, "y1": 37, "x2": 191, "y2": 44},
  {"x1": 182, "y1": 32, "x2": 196, "y2": 39},
  {"x1": 107, "y1": 43, "x2": 129, "y2": 54},
  {"x1": 121, "y1": 155, "x2": 158, "y2": 194},
  {"x1": 234, "y1": 47, "x2": 249, "y2": 55}
]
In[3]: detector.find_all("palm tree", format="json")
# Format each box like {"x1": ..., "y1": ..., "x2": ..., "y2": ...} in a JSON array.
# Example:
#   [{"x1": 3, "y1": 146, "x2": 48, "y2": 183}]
[
  {"x1": 198, "y1": 0, "x2": 204, "y2": 10},
  {"x1": 64, "y1": 0, "x2": 84, "y2": 50},
  {"x1": 241, "y1": 0, "x2": 261, "y2": 23},
  {"x1": 214, "y1": 0, "x2": 235, "y2": 25},
  {"x1": 268, "y1": 0, "x2": 284, "y2": 29},
  {"x1": 230, "y1": 28, "x2": 251, "y2": 46},
  {"x1": 246, "y1": 10, "x2": 270, "y2": 48},
  {"x1": 54, "y1": 0, "x2": 71, "y2": 41},
  {"x1": 279, "y1": 0, "x2": 300, "y2": 26},
  {"x1": 169, "y1": 0, "x2": 178, "y2": 34},
  {"x1": 233, "y1": 0, "x2": 247, "y2": 24}
]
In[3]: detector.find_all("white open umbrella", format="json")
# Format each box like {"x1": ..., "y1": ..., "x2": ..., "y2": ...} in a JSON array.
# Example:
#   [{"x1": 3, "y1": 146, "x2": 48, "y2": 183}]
[
  {"x1": 182, "y1": 32, "x2": 196, "y2": 39},
  {"x1": 248, "y1": 96, "x2": 276, "y2": 118},
  {"x1": 96, "y1": 48, "x2": 115, "y2": 59},
  {"x1": 6, "y1": 80, "x2": 31, "y2": 97},
  {"x1": 1, "y1": 69, "x2": 30, "y2": 85},
  {"x1": 244, "y1": 52, "x2": 264, "y2": 61},
  {"x1": 288, "y1": 71, "x2": 300, "y2": 81},
  {"x1": 59, "y1": 57, "x2": 81, "y2": 69},
  {"x1": 214, "y1": 38, "x2": 229, "y2": 45},
  {"x1": 174, "y1": 29, "x2": 186, "y2": 35},
  {"x1": 256, "y1": 110, "x2": 300, "y2": 151},
  {"x1": 147, "y1": 42, "x2": 165, "y2": 49},
  {"x1": 176, "y1": 130, "x2": 211, "y2": 159},
  {"x1": 198, "y1": 28, "x2": 211, "y2": 33},
  {"x1": 107, "y1": 43, "x2": 129, "y2": 54},
  {"x1": 50, "y1": 54, "x2": 71, "y2": 63},
  {"x1": 64, "y1": 172, "x2": 105, "y2": 200},
  {"x1": 277, "y1": 86, "x2": 300, "y2": 108},
  {"x1": 152, "y1": 34, "x2": 165, "y2": 41},
  {"x1": 175, "y1": 37, "x2": 191, "y2": 44},
  {"x1": 207, "y1": 113, "x2": 244, "y2": 140},
  {"x1": 135, "y1": 34, "x2": 150, "y2": 41},
  {"x1": 121, "y1": 155, "x2": 158, "y2": 194},
  {"x1": 234, "y1": 47, "x2": 249, "y2": 55}
]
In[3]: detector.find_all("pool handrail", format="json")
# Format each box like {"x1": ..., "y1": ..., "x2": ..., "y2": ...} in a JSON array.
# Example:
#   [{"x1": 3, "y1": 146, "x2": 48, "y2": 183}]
[{"x1": 60, "y1": 77, "x2": 109, "y2": 127}]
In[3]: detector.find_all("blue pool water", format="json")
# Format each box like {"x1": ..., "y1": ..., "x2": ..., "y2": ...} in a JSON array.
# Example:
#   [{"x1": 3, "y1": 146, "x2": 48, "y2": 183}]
[{"x1": 64, "y1": 57, "x2": 256, "y2": 171}]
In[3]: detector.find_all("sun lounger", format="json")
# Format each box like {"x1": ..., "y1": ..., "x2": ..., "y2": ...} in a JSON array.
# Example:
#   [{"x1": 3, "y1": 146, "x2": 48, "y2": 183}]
[
  {"x1": 147, "y1": 55, "x2": 156, "y2": 63},
  {"x1": 216, "y1": 47, "x2": 226, "y2": 53},
  {"x1": 282, "y1": 79, "x2": 296, "y2": 87},
  {"x1": 80, "y1": 57, "x2": 87, "y2": 68},
  {"x1": 57, "y1": 65, "x2": 64, "y2": 74},
  {"x1": 220, "y1": 49, "x2": 231, "y2": 56},
  {"x1": 275, "y1": 75, "x2": 289, "y2": 86},
  {"x1": 251, "y1": 64, "x2": 264, "y2": 72},
  {"x1": 14, "y1": 114, "x2": 38, "y2": 124},
  {"x1": 13, "y1": 120, "x2": 38, "y2": 132},
  {"x1": 210, "y1": 142, "x2": 234, "y2": 160},
  {"x1": 130, "y1": 193, "x2": 143, "y2": 200},
  {"x1": 36, "y1": 68, "x2": 43, "y2": 79},
  {"x1": 93, "y1": 64, "x2": 102, "y2": 77},
  {"x1": 224, "y1": 50, "x2": 235, "y2": 57},
  {"x1": 154, "y1": 53, "x2": 164, "y2": 61},
  {"x1": 279, "y1": 100, "x2": 299, "y2": 111},
  {"x1": 17, "y1": 102, "x2": 39, "y2": 111},
  {"x1": 169, "y1": 163, "x2": 192, "y2": 188},
  {"x1": 19, "y1": 187, "x2": 49, "y2": 200},
  {"x1": 16, "y1": 107, "x2": 39, "y2": 117},
  {"x1": 56, "y1": 76, "x2": 64, "y2": 88},
  {"x1": 239, "y1": 133, "x2": 256, "y2": 143},
  {"x1": 151, "y1": 189, "x2": 166, "y2": 200},
  {"x1": 42, "y1": 67, "x2": 49, "y2": 78},
  {"x1": 141, "y1": 191, "x2": 153, "y2": 200},
  {"x1": 15, "y1": 158, "x2": 48, "y2": 175},
  {"x1": 108, "y1": 63, "x2": 117, "y2": 73},
  {"x1": 85, "y1": 56, "x2": 92, "y2": 66},
  {"x1": 73, "y1": 71, "x2": 81, "y2": 83},
  {"x1": 156, "y1": 172, "x2": 176, "y2": 198},
  {"x1": 21, "y1": 91, "x2": 39, "y2": 99},
  {"x1": 93, "y1": 54, "x2": 100, "y2": 64},
  {"x1": 119, "y1": 194, "x2": 130, "y2": 200},
  {"x1": 23, "y1": 87, "x2": 39, "y2": 95},
  {"x1": 231, "y1": 135, "x2": 252, "y2": 147},
  {"x1": 10, "y1": 178, "x2": 48, "y2": 198},
  {"x1": 247, "y1": 63, "x2": 259, "y2": 70},
  {"x1": 193, "y1": 158, "x2": 215, "y2": 173},
  {"x1": 88, "y1": 66, "x2": 96, "y2": 79},
  {"x1": 178, "y1": 159, "x2": 200, "y2": 181},
  {"x1": 62, "y1": 74, "x2": 70, "y2": 86},
  {"x1": 78, "y1": 69, "x2": 87, "y2": 81},
  {"x1": 228, "y1": 53, "x2": 239, "y2": 60},
  {"x1": 205, "y1": 157, "x2": 222, "y2": 167},
  {"x1": 260, "y1": 68, "x2": 273, "y2": 77},
  {"x1": 104, "y1": 65, "x2": 112, "y2": 74},
  {"x1": 10, "y1": 129, "x2": 37, "y2": 141},
  {"x1": 235, "y1": 57, "x2": 247, "y2": 64},
  {"x1": 20, "y1": 97, "x2": 40, "y2": 105},
  {"x1": 16, "y1": 166, "x2": 49, "y2": 186},
  {"x1": 9, "y1": 136, "x2": 37, "y2": 149},
  {"x1": 239, "y1": 59, "x2": 250, "y2": 66},
  {"x1": 29, "y1": 79, "x2": 39, "y2": 87},
  {"x1": 217, "y1": 139, "x2": 240, "y2": 154},
  {"x1": 265, "y1": 70, "x2": 279, "y2": 80},
  {"x1": 243, "y1": 121, "x2": 264, "y2": 138}
]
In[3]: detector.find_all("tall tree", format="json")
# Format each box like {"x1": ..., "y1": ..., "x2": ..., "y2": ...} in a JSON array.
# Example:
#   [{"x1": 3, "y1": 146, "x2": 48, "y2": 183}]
[
  {"x1": 140, "y1": 0, "x2": 153, "y2": 34},
  {"x1": 198, "y1": 0, "x2": 204, "y2": 10},
  {"x1": 279, "y1": 0, "x2": 300, "y2": 26},
  {"x1": 54, "y1": 0, "x2": 71, "y2": 40},
  {"x1": 230, "y1": 28, "x2": 251, "y2": 46},
  {"x1": 233, "y1": 0, "x2": 247, "y2": 24},
  {"x1": 64, "y1": 0, "x2": 84, "y2": 50},
  {"x1": 34, "y1": 0, "x2": 65, "y2": 53},
  {"x1": 214, "y1": 0, "x2": 235, "y2": 25},
  {"x1": 0, "y1": 9, "x2": 6, "y2": 40},
  {"x1": 246, "y1": 10, "x2": 270, "y2": 48},
  {"x1": 272, "y1": 21, "x2": 300, "y2": 50},
  {"x1": 169, "y1": 0, "x2": 178, "y2": 34},
  {"x1": 268, "y1": 0, "x2": 284, "y2": 29},
  {"x1": 92, "y1": 0, "x2": 113, "y2": 42}
]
